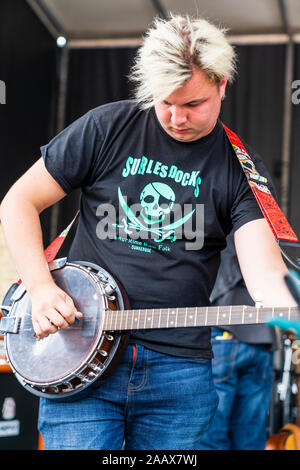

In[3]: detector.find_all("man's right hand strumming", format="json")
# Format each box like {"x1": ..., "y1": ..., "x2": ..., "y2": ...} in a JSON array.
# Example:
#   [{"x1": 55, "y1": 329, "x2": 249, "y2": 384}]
[{"x1": 30, "y1": 281, "x2": 83, "y2": 339}]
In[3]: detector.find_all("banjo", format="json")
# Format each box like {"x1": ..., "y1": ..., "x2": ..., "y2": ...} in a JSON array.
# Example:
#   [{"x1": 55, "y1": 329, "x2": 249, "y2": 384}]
[{"x1": 0, "y1": 257, "x2": 299, "y2": 400}]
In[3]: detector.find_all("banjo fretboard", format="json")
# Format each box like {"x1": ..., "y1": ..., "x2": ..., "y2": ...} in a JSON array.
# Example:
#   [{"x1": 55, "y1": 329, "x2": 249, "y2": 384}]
[{"x1": 103, "y1": 305, "x2": 299, "y2": 331}]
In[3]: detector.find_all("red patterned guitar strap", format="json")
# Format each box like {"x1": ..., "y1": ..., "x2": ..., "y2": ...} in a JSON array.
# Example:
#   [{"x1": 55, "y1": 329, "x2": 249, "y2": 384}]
[
  {"x1": 222, "y1": 123, "x2": 300, "y2": 270},
  {"x1": 16, "y1": 210, "x2": 79, "y2": 285}
]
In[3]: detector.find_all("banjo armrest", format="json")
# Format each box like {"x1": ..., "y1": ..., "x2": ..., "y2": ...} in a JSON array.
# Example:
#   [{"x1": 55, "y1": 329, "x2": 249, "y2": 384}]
[{"x1": 0, "y1": 316, "x2": 21, "y2": 335}]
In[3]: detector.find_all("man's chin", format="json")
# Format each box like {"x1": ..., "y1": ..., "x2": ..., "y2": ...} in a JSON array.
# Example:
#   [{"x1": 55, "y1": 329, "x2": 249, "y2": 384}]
[
  {"x1": 171, "y1": 130, "x2": 199, "y2": 142},
  {"x1": 167, "y1": 128, "x2": 194, "y2": 141}
]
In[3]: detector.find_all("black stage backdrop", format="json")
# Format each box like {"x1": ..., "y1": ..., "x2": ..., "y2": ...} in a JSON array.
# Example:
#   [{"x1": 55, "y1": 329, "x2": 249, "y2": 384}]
[
  {"x1": 221, "y1": 44, "x2": 286, "y2": 201},
  {"x1": 290, "y1": 44, "x2": 300, "y2": 239},
  {"x1": 0, "y1": 0, "x2": 57, "y2": 244}
]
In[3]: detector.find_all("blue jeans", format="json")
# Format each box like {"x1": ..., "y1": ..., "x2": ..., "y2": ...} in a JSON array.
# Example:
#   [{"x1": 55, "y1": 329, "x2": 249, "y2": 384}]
[
  {"x1": 38, "y1": 343, "x2": 218, "y2": 450},
  {"x1": 198, "y1": 330, "x2": 274, "y2": 450}
]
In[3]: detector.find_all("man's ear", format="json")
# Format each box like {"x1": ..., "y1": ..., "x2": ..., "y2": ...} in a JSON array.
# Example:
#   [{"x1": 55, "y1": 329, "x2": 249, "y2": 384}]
[{"x1": 219, "y1": 76, "x2": 228, "y2": 100}]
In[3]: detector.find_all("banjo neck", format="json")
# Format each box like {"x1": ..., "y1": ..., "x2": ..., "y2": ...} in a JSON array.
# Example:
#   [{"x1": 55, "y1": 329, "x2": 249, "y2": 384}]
[
  {"x1": 4, "y1": 258, "x2": 299, "y2": 400},
  {"x1": 103, "y1": 305, "x2": 299, "y2": 332}
]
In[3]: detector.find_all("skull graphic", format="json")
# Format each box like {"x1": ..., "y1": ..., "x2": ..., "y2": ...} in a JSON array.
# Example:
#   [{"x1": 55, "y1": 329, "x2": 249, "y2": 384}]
[{"x1": 140, "y1": 182, "x2": 175, "y2": 225}]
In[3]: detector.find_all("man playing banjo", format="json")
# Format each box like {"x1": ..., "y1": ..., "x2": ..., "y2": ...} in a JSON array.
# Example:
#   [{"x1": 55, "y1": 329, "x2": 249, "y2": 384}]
[{"x1": 0, "y1": 14, "x2": 296, "y2": 450}]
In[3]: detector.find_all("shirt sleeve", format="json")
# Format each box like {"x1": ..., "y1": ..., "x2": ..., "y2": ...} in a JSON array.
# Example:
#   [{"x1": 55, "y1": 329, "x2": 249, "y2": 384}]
[
  {"x1": 40, "y1": 110, "x2": 103, "y2": 194},
  {"x1": 230, "y1": 178, "x2": 264, "y2": 233}
]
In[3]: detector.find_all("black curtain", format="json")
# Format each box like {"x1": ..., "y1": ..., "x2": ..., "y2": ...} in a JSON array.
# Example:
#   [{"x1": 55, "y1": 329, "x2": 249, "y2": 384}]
[
  {"x1": 220, "y1": 44, "x2": 286, "y2": 198},
  {"x1": 290, "y1": 44, "x2": 300, "y2": 237},
  {"x1": 0, "y1": 0, "x2": 58, "y2": 244},
  {"x1": 65, "y1": 47, "x2": 137, "y2": 123}
]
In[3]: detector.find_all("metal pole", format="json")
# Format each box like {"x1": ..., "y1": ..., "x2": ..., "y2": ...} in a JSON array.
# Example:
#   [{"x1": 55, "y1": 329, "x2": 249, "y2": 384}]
[
  {"x1": 278, "y1": 0, "x2": 294, "y2": 215},
  {"x1": 49, "y1": 46, "x2": 69, "y2": 240},
  {"x1": 67, "y1": 34, "x2": 299, "y2": 49},
  {"x1": 280, "y1": 39, "x2": 294, "y2": 215},
  {"x1": 150, "y1": 0, "x2": 167, "y2": 19}
]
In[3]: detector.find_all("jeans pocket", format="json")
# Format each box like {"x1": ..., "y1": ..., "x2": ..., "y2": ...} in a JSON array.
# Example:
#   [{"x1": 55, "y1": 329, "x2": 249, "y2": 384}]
[{"x1": 211, "y1": 339, "x2": 237, "y2": 383}]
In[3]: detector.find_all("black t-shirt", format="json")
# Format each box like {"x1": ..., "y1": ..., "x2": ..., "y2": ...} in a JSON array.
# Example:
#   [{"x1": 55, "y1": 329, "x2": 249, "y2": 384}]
[{"x1": 41, "y1": 99, "x2": 263, "y2": 358}]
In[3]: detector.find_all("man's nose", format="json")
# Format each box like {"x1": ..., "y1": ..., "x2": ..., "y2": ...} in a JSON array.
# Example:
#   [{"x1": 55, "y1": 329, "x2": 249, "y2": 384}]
[{"x1": 170, "y1": 106, "x2": 187, "y2": 126}]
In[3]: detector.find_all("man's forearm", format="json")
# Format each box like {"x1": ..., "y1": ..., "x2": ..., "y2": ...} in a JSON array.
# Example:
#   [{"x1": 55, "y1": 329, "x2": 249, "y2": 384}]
[
  {"x1": 235, "y1": 219, "x2": 297, "y2": 308},
  {"x1": 247, "y1": 269, "x2": 297, "y2": 307}
]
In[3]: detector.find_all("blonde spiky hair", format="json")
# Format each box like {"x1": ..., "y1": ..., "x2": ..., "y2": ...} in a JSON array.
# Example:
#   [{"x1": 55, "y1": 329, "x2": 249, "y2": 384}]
[{"x1": 129, "y1": 14, "x2": 236, "y2": 109}]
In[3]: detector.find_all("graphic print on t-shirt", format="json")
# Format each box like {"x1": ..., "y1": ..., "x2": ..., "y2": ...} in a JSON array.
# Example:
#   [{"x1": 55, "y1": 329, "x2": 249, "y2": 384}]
[{"x1": 108, "y1": 155, "x2": 203, "y2": 254}]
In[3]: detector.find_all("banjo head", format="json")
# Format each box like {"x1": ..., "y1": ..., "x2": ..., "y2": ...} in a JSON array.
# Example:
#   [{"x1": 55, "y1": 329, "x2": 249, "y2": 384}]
[{"x1": 5, "y1": 261, "x2": 122, "y2": 395}]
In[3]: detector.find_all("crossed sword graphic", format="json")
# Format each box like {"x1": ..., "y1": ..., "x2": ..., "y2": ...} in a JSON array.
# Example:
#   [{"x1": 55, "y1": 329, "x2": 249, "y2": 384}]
[{"x1": 113, "y1": 188, "x2": 195, "y2": 243}]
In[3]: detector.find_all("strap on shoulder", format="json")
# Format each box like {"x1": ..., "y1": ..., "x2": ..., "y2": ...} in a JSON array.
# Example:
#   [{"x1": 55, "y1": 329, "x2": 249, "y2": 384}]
[{"x1": 222, "y1": 122, "x2": 300, "y2": 270}]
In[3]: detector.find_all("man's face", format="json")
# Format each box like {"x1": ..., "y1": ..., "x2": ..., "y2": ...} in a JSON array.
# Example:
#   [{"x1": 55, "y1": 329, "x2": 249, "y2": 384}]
[{"x1": 154, "y1": 68, "x2": 227, "y2": 142}]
